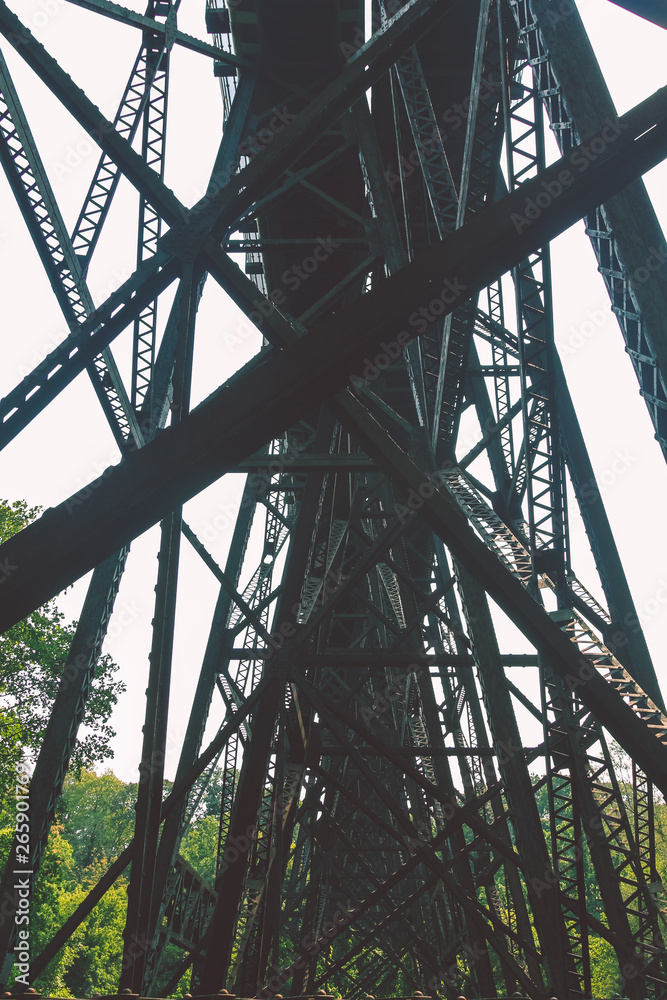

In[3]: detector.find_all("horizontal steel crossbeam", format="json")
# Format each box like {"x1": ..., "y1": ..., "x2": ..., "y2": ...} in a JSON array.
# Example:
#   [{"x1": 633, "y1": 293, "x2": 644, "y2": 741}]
[{"x1": 2, "y1": 97, "x2": 667, "y2": 801}]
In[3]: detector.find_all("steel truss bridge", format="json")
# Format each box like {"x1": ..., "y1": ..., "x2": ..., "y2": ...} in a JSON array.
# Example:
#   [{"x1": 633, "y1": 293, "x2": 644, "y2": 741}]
[{"x1": 1, "y1": 0, "x2": 667, "y2": 996}]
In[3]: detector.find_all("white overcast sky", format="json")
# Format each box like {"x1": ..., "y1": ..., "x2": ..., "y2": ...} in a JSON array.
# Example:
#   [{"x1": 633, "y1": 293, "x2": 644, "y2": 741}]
[{"x1": 0, "y1": 0, "x2": 665, "y2": 782}]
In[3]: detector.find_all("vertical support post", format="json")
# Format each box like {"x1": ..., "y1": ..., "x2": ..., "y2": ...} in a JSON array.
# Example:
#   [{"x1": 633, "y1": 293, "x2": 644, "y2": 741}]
[
  {"x1": 455, "y1": 562, "x2": 566, "y2": 995},
  {"x1": 120, "y1": 265, "x2": 197, "y2": 991}
]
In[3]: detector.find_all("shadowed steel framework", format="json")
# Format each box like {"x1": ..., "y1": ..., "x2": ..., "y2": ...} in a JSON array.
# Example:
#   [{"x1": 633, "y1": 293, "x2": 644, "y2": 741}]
[{"x1": 1, "y1": 0, "x2": 667, "y2": 997}]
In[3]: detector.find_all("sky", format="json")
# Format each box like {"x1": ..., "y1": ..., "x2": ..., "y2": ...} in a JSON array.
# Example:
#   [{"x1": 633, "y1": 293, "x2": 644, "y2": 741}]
[{"x1": 0, "y1": 0, "x2": 666, "y2": 783}]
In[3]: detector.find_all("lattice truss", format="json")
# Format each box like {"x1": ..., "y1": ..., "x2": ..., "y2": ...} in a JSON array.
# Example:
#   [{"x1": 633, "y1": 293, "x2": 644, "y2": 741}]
[{"x1": 1, "y1": 0, "x2": 667, "y2": 997}]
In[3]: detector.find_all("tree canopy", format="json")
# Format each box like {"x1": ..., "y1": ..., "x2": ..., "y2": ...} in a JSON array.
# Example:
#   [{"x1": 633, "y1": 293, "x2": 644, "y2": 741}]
[{"x1": 0, "y1": 498, "x2": 125, "y2": 812}]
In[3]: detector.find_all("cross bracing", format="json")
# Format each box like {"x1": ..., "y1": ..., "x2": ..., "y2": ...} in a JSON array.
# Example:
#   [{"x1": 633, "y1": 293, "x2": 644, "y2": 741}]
[{"x1": 0, "y1": 0, "x2": 666, "y2": 997}]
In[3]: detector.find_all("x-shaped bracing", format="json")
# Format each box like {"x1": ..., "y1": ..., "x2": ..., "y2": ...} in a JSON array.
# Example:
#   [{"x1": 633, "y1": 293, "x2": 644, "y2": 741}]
[{"x1": 0, "y1": 65, "x2": 666, "y2": 801}]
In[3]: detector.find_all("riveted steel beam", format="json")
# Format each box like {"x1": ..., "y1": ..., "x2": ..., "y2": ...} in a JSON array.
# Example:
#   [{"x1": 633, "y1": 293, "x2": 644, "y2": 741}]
[{"x1": 2, "y1": 86, "x2": 666, "y2": 628}]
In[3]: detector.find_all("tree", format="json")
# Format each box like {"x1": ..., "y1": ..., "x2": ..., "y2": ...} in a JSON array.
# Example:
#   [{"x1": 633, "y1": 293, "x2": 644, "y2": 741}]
[
  {"x1": 55, "y1": 770, "x2": 137, "y2": 872},
  {"x1": 186, "y1": 764, "x2": 237, "y2": 821},
  {"x1": 0, "y1": 498, "x2": 125, "y2": 815},
  {"x1": 53, "y1": 858, "x2": 129, "y2": 999},
  {"x1": 180, "y1": 814, "x2": 219, "y2": 884},
  {"x1": 589, "y1": 934, "x2": 622, "y2": 996}
]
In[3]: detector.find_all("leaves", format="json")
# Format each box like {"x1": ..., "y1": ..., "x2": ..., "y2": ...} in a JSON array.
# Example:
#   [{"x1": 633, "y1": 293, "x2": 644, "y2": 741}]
[
  {"x1": 24, "y1": 767, "x2": 223, "y2": 998},
  {"x1": 180, "y1": 814, "x2": 219, "y2": 884},
  {"x1": 0, "y1": 498, "x2": 126, "y2": 817},
  {"x1": 22, "y1": 827, "x2": 129, "y2": 999},
  {"x1": 55, "y1": 769, "x2": 137, "y2": 871}
]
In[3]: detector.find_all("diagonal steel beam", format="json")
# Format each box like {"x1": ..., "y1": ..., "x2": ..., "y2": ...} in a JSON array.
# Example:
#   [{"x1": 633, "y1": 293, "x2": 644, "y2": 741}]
[
  {"x1": 2, "y1": 97, "x2": 667, "y2": 803},
  {"x1": 0, "y1": 0, "x2": 456, "y2": 249},
  {"x1": 0, "y1": 252, "x2": 180, "y2": 448},
  {"x1": 0, "y1": 549, "x2": 128, "y2": 973},
  {"x1": 604, "y1": 0, "x2": 667, "y2": 28},
  {"x1": 519, "y1": 0, "x2": 667, "y2": 455},
  {"x1": 62, "y1": 0, "x2": 252, "y2": 64},
  {"x1": 26, "y1": 670, "x2": 277, "y2": 985},
  {"x1": 0, "y1": 0, "x2": 457, "y2": 446},
  {"x1": 0, "y1": 70, "x2": 255, "y2": 450},
  {"x1": 1, "y1": 87, "x2": 666, "y2": 628},
  {"x1": 0, "y1": 51, "x2": 142, "y2": 449}
]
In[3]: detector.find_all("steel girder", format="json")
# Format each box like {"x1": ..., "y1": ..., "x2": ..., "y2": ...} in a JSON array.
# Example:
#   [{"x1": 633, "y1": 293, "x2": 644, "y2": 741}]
[
  {"x1": 0, "y1": 51, "x2": 143, "y2": 450},
  {"x1": 604, "y1": 0, "x2": 667, "y2": 29},
  {"x1": 512, "y1": 0, "x2": 667, "y2": 458},
  {"x1": 1, "y1": 0, "x2": 667, "y2": 995},
  {"x1": 1, "y1": 88, "x2": 667, "y2": 624}
]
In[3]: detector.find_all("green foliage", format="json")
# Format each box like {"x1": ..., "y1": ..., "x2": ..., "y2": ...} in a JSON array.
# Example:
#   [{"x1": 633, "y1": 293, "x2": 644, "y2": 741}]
[
  {"x1": 655, "y1": 800, "x2": 667, "y2": 884},
  {"x1": 0, "y1": 709, "x2": 24, "y2": 826},
  {"x1": 0, "y1": 820, "x2": 128, "y2": 998},
  {"x1": 22, "y1": 826, "x2": 79, "y2": 997},
  {"x1": 33, "y1": 839, "x2": 129, "y2": 998},
  {"x1": 0, "y1": 790, "x2": 128, "y2": 996},
  {"x1": 10, "y1": 759, "x2": 667, "y2": 999},
  {"x1": 1, "y1": 568, "x2": 665, "y2": 1000},
  {"x1": 56, "y1": 867, "x2": 129, "y2": 999},
  {"x1": 0, "y1": 497, "x2": 41, "y2": 537},
  {"x1": 589, "y1": 935, "x2": 621, "y2": 995},
  {"x1": 56, "y1": 769, "x2": 137, "y2": 871},
  {"x1": 0, "y1": 498, "x2": 126, "y2": 816},
  {"x1": 23, "y1": 767, "x2": 225, "y2": 997},
  {"x1": 156, "y1": 941, "x2": 193, "y2": 997},
  {"x1": 0, "y1": 498, "x2": 129, "y2": 991},
  {"x1": 187, "y1": 765, "x2": 237, "y2": 821},
  {"x1": 180, "y1": 814, "x2": 219, "y2": 884}
]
